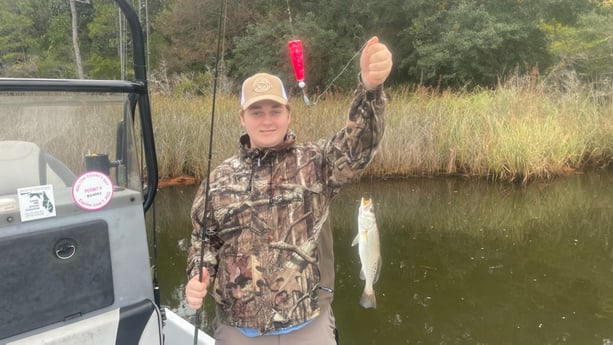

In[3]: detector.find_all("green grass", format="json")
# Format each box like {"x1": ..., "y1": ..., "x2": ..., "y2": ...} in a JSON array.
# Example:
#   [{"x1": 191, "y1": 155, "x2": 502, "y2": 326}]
[{"x1": 151, "y1": 81, "x2": 613, "y2": 183}]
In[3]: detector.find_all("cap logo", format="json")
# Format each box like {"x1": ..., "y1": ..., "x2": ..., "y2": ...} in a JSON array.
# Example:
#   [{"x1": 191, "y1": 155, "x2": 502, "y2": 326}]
[{"x1": 252, "y1": 77, "x2": 272, "y2": 93}]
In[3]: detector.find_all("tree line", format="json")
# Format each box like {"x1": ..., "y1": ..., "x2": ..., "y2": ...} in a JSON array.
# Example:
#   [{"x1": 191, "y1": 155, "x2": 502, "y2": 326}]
[{"x1": 1, "y1": 0, "x2": 612, "y2": 94}]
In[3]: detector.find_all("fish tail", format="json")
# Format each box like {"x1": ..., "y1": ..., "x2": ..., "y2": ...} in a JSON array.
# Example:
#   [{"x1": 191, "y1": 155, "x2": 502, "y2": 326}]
[{"x1": 360, "y1": 289, "x2": 377, "y2": 309}]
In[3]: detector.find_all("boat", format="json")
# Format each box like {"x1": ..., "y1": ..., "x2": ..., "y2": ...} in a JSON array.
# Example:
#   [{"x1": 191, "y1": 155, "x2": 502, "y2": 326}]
[{"x1": 0, "y1": 1, "x2": 214, "y2": 344}]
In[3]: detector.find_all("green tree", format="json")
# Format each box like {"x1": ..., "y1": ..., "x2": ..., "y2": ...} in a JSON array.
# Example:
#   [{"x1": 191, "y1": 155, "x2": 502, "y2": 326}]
[
  {"x1": 0, "y1": 1, "x2": 37, "y2": 76},
  {"x1": 87, "y1": 1, "x2": 122, "y2": 78},
  {"x1": 540, "y1": 8, "x2": 613, "y2": 81},
  {"x1": 0, "y1": 0, "x2": 610, "y2": 89},
  {"x1": 399, "y1": 0, "x2": 550, "y2": 88},
  {"x1": 152, "y1": 0, "x2": 250, "y2": 74}
]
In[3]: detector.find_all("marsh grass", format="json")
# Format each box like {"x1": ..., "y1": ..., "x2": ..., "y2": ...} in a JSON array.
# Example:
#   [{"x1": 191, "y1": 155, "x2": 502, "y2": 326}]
[
  {"x1": 0, "y1": 94, "x2": 127, "y2": 172},
  {"x1": 152, "y1": 80, "x2": 613, "y2": 183}
]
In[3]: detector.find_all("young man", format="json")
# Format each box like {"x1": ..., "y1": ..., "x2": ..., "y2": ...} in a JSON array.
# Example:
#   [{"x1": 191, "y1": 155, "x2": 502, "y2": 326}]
[{"x1": 185, "y1": 36, "x2": 392, "y2": 344}]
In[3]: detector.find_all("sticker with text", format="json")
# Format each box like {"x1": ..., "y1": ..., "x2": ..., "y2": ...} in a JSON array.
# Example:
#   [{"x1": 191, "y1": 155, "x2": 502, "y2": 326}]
[
  {"x1": 18, "y1": 184, "x2": 56, "y2": 222},
  {"x1": 72, "y1": 171, "x2": 114, "y2": 211}
]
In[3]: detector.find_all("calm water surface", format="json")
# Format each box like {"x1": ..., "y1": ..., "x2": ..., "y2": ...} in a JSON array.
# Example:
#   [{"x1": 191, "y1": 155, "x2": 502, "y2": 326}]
[{"x1": 151, "y1": 170, "x2": 613, "y2": 344}]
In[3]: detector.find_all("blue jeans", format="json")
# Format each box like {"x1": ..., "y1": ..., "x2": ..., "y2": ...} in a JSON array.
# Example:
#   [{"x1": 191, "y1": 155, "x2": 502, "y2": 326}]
[{"x1": 213, "y1": 305, "x2": 337, "y2": 345}]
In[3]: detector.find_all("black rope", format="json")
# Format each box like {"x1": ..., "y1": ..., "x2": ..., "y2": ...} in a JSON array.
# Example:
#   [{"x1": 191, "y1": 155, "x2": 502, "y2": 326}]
[{"x1": 193, "y1": 0, "x2": 226, "y2": 343}]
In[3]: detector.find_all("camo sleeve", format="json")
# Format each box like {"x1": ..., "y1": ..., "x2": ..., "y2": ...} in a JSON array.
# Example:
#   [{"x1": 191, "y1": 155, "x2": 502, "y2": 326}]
[
  {"x1": 324, "y1": 74, "x2": 386, "y2": 185},
  {"x1": 186, "y1": 179, "x2": 221, "y2": 280}
]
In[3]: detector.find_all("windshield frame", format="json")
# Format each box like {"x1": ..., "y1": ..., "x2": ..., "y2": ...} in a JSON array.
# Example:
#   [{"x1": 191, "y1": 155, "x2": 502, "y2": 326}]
[{"x1": 0, "y1": 0, "x2": 158, "y2": 212}]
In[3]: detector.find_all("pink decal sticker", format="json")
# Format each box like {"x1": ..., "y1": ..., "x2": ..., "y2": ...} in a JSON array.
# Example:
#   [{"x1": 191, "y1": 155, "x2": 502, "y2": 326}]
[{"x1": 71, "y1": 171, "x2": 114, "y2": 211}]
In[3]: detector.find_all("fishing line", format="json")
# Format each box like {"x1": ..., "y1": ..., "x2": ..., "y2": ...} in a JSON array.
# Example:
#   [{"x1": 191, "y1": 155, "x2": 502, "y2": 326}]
[
  {"x1": 313, "y1": 41, "x2": 366, "y2": 104},
  {"x1": 292, "y1": 39, "x2": 368, "y2": 106},
  {"x1": 285, "y1": 0, "x2": 296, "y2": 37},
  {"x1": 285, "y1": 1, "x2": 366, "y2": 106},
  {"x1": 193, "y1": 0, "x2": 226, "y2": 343}
]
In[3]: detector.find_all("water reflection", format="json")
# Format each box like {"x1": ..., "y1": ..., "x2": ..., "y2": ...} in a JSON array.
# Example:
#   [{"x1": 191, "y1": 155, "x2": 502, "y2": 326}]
[{"x1": 151, "y1": 171, "x2": 613, "y2": 344}]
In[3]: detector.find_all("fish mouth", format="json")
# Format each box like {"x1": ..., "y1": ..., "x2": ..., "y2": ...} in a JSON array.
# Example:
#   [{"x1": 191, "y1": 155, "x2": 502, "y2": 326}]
[{"x1": 361, "y1": 197, "x2": 372, "y2": 207}]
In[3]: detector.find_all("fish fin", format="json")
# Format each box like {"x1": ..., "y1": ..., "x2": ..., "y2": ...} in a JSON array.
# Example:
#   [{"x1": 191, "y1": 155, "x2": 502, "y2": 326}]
[
  {"x1": 351, "y1": 233, "x2": 359, "y2": 247},
  {"x1": 360, "y1": 290, "x2": 377, "y2": 309},
  {"x1": 359, "y1": 268, "x2": 365, "y2": 280},
  {"x1": 373, "y1": 256, "x2": 382, "y2": 284}
]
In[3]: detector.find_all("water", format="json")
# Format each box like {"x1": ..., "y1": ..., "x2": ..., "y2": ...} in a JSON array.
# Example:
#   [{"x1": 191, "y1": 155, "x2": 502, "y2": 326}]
[{"x1": 151, "y1": 170, "x2": 613, "y2": 344}]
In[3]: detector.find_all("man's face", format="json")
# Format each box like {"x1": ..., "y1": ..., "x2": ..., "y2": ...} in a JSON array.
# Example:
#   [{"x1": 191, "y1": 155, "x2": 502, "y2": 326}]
[{"x1": 241, "y1": 100, "x2": 291, "y2": 149}]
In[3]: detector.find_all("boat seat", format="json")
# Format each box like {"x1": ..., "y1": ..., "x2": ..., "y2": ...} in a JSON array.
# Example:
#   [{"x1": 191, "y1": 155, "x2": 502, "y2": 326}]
[{"x1": 0, "y1": 140, "x2": 76, "y2": 195}]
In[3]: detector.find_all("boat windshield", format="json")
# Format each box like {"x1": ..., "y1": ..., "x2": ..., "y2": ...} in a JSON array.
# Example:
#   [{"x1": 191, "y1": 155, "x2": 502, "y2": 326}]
[{"x1": 0, "y1": 91, "x2": 143, "y2": 200}]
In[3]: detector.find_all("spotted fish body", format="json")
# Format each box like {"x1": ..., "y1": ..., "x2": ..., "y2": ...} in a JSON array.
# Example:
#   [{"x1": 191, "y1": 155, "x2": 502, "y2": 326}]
[{"x1": 351, "y1": 197, "x2": 382, "y2": 309}]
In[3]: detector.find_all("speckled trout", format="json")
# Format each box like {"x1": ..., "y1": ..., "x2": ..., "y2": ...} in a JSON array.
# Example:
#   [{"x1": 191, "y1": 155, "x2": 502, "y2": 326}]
[{"x1": 351, "y1": 197, "x2": 382, "y2": 309}]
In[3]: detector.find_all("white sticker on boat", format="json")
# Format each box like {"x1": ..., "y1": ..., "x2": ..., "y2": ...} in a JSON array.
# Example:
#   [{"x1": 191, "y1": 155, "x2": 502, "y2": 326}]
[
  {"x1": 17, "y1": 184, "x2": 56, "y2": 221},
  {"x1": 71, "y1": 171, "x2": 114, "y2": 211}
]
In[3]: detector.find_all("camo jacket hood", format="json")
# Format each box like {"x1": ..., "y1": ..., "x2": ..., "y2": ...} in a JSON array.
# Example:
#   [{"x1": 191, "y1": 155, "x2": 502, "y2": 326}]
[{"x1": 187, "y1": 79, "x2": 386, "y2": 334}]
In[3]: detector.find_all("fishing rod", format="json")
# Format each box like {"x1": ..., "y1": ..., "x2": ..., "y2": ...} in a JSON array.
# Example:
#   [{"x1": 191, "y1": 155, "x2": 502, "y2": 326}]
[{"x1": 193, "y1": 0, "x2": 226, "y2": 343}]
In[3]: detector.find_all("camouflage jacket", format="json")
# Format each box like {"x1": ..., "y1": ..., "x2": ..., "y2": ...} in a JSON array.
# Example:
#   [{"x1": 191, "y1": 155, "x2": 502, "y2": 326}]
[{"x1": 186, "y1": 80, "x2": 386, "y2": 334}]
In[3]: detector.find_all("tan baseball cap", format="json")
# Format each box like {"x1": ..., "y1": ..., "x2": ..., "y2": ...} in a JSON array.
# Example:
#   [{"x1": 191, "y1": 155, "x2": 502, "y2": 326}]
[{"x1": 240, "y1": 73, "x2": 288, "y2": 110}]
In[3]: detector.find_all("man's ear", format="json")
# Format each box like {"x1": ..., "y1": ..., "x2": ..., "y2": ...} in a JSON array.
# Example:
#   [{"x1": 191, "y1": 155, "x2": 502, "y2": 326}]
[{"x1": 239, "y1": 109, "x2": 246, "y2": 127}]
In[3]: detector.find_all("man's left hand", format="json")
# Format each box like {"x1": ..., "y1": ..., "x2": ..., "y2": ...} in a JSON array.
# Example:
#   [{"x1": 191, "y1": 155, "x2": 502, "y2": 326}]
[{"x1": 360, "y1": 36, "x2": 393, "y2": 90}]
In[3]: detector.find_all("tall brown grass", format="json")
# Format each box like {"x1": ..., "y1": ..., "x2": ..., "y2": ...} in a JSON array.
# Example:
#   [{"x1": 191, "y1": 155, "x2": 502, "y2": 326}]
[{"x1": 151, "y1": 79, "x2": 613, "y2": 184}]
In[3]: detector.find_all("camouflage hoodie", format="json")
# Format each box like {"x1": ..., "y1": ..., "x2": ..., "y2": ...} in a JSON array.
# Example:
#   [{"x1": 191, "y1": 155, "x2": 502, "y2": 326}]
[{"x1": 187, "y1": 79, "x2": 386, "y2": 334}]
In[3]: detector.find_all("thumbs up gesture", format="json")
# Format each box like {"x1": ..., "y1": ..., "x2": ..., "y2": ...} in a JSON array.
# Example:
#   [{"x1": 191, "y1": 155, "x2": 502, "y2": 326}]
[{"x1": 360, "y1": 36, "x2": 393, "y2": 90}]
